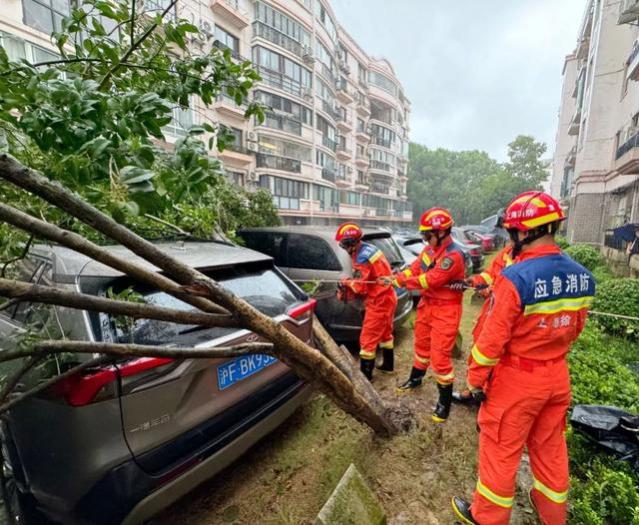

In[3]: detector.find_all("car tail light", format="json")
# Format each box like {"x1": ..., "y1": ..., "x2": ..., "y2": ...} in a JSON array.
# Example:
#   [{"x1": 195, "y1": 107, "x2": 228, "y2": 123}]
[
  {"x1": 49, "y1": 357, "x2": 174, "y2": 407},
  {"x1": 287, "y1": 298, "x2": 317, "y2": 321},
  {"x1": 470, "y1": 248, "x2": 481, "y2": 256}
]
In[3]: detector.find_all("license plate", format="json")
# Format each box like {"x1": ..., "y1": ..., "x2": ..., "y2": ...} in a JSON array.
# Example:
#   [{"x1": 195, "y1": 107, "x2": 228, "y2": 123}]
[{"x1": 217, "y1": 354, "x2": 278, "y2": 390}]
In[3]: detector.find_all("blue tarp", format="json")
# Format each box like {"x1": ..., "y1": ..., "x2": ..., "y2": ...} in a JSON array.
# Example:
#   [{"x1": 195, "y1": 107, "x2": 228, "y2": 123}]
[{"x1": 611, "y1": 223, "x2": 639, "y2": 243}]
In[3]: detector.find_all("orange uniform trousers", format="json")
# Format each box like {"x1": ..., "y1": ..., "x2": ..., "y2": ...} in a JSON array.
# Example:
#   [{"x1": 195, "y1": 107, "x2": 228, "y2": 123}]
[
  {"x1": 413, "y1": 298, "x2": 461, "y2": 385},
  {"x1": 359, "y1": 292, "x2": 397, "y2": 359},
  {"x1": 471, "y1": 358, "x2": 571, "y2": 525}
]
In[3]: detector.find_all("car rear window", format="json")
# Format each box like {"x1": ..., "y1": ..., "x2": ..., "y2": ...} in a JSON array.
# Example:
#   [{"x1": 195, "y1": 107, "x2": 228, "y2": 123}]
[
  {"x1": 239, "y1": 231, "x2": 287, "y2": 266},
  {"x1": 101, "y1": 265, "x2": 301, "y2": 346},
  {"x1": 286, "y1": 234, "x2": 341, "y2": 271}
]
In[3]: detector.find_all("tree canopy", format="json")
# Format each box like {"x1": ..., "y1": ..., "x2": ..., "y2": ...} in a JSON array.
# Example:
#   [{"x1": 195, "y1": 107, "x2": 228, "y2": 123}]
[
  {"x1": 407, "y1": 135, "x2": 549, "y2": 224},
  {"x1": 0, "y1": 0, "x2": 279, "y2": 263}
]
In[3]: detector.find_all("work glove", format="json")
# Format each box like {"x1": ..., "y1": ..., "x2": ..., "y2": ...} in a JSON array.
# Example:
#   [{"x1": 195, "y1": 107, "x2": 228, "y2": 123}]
[
  {"x1": 448, "y1": 280, "x2": 469, "y2": 291},
  {"x1": 377, "y1": 276, "x2": 394, "y2": 286}
]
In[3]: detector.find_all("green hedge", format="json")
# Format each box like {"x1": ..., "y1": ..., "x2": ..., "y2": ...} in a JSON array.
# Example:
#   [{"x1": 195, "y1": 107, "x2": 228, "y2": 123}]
[
  {"x1": 591, "y1": 278, "x2": 639, "y2": 339},
  {"x1": 564, "y1": 244, "x2": 605, "y2": 272},
  {"x1": 556, "y1": 235, "x2": 571, "y2": 250}
]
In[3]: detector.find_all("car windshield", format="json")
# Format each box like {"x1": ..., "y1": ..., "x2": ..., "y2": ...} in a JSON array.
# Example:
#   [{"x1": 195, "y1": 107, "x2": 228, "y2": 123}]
[{"x1": 103, "y1": 267, "x2": 299, "y2": 346}]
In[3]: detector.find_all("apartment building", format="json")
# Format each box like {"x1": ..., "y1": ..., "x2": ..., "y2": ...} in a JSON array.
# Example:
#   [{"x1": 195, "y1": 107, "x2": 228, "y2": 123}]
[
  {"x1": 0, "y1": 0, "x2": 412, "y2": 227},
  {"x1": 551, "y1": 0, "x2": 639, "y2": 246}
]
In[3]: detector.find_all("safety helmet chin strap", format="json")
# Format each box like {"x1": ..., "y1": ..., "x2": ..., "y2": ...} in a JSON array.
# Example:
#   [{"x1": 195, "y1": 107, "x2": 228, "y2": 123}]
[
  {"x1": 433, "y1": 228, "x2": 451, "y2": 248},
  {"x1": 509, "y1": 222, "x2": 559, "y2": 258}
]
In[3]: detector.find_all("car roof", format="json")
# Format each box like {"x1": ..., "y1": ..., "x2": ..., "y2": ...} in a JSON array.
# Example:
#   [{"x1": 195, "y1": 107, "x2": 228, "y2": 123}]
[
  {"x1": 31, "y1": 241, "x2": 272, "y2": 280},
  {"x1": 239, "y1": 225, "x2": 391, "y2": 240}
]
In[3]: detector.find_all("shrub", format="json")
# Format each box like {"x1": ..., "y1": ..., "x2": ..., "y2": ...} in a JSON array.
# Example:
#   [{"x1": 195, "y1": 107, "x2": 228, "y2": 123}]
[
  {"x1": 564, "y1": 244, "x2": 605, "y2": 271},
  {"x1": 591, "y1": 278, "x2": 639, "y2": 338},
  {"x1": 569, "y1": 325, "x2": 639, "y2": 412},
  {"x1": 569, "y1": 457, "x2": 639, "y2": 525},
  {"x1": 591, "y1": 265, "x2": 614, "y2": 284},
  {"x1": 556, "y1": 235, "x2": 570, "y2": 250}
]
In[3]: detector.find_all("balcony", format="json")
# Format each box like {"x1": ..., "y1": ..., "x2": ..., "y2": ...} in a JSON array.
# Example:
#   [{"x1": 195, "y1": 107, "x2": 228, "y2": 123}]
[
  {"x1": 355, "y1": 126, "x2": 370, "y2": 143},
  {"x1": 336, "y1": 78, "x2": 355, "y2": 104},
  {"x1": 355, "y1": 155, "x2": 369, "y2": 168},
  {"x1": 370, "y1": 135, "x2": 393, "y2": 149},
  {"x1": 253, "y1": 21, "x2": 303, "y2": 58},
  {"x1": 375, "y1": 208, "x2": 391, "y2": 217},
  {"x1": 321, "y1": 167, "x2": 337, "y2": 183},
  {"x1": 370, "y1": 182, "x2": 390, "y2": 195},
  {"x1": 320, "y1": 99, "x2": 339, "y2": 120},
  {"x1": 568, "y1": 107, "x2": 581, "y2": 136},
  {"x1": 259, "y1": 111, "x2": 303, "y2": 136},
  {"x1": 256, "y1": 66, "x2": 304, "y2": 98},
  {"x1": 256, "y1": 153, "x2": 301, "y2": 173},
  {"x1": 336, "y1": 144, "x2": 351, "y2": 161},
  {"x1": 318, "y1": 62, "x2": 337, "y2": 85},
  {"x1": 214, "y1": 93, "x2": 247, "y2": 119},
  {"x1": 615, "y1": 131, "x2": 639, "y2": 174},
  {"x1": 322, "y1": 134, "x2": 337, "y2": 151},
  {"x1": 219, "y1": 142, "x2": 254, "y2": 165},
  {"x1": 336, "y1": 113, "x2": 352, "y2": 132},
  {"x1": 619, "y1": 0, "x2": 639, "y2": 24},
  {"x1": 356, "y1": 98, "x2": 371, "y2": 117},
  {"x1": 369, "y1": 160, "x2": 393, "y2": 173},
  {"x1": 627, "y1": 40, "x2": 639, "y2": 82},
  {"x1": 211, "y1": 0, "x2": 249, "y2": 28}
]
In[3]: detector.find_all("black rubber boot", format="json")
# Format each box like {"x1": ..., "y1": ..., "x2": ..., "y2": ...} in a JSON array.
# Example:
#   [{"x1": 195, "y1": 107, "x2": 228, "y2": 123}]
[
  {"x1": 451, "y1": 496, "x2": 477, "y2": 524},
  {"x1": 396, "y1": 367, "x2": 425, "y2": 392},
  {"x1": 360, "y1": 358, "x2": 375, "y2": 381},
  {"x1": 432, "y1": 383, "x2": 453, "y2": 422},
  {"x1": 376, "y1": 349, "x2": 394, "y2": 373},
  {"x1": 452, "y1": 389, "x2": 480, "y2": 407}
]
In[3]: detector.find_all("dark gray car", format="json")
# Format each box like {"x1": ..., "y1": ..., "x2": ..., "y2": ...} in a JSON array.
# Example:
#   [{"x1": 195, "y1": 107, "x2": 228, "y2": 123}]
[
  {"x1": 237, "y1": 227, "x2": 413, "y2": 344},
  {"x1": 0, "y1": 241, "x2": 314, "y2": 524}
]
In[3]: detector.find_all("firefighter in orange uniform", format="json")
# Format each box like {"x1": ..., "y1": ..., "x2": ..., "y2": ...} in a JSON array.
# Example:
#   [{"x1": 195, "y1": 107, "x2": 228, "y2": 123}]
[
  {"x1": 335, "y1": 222, "x2": 398, "y2": 381},
  {"x1": 452, "y1": 191, "x2": 595, "y2": 525},
  {"x1": 390, "y1": 207, "x2": 466, "y2": 423}
]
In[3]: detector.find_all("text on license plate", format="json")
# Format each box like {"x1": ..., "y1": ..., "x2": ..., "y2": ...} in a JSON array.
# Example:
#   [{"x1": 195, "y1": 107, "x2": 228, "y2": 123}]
[{"x1": 217, "y1": 354, "x2": 278, "y2": 390}]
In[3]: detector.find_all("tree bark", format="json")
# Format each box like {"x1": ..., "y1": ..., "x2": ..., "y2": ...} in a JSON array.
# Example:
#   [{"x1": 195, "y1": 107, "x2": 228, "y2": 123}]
[
  {"x1": 0, "y1": 341, "x2": 272, "y2": 364},
  {"x1": 0, "y1": 154, "x2": 401, "y2": 435},
  {"x1": 0, "y1": 278, "x2": 237, "y2": 328},
  {"x1": 0, "y1": 202, "x2": 229, "y2": 315}
]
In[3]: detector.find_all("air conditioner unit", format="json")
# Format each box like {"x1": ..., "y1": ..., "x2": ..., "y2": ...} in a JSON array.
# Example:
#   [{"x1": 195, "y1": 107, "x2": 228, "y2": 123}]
[
  {"x1": 247, "y1": 131, "x2": 258, "y2": 141},
  {"x1": 619, "y1": 0, "x2": 639, "y2": 24},
  {"x1": 302, "y1": 46, "x2": 315, "y2": 64},
  {"x1": 199, "y1": 20, "x2": 214, "y2": 38},
  {"x1": 302, "y1": 88, "x2": 313, "y2": 100},
  {"x1": 248, "y1": 171, "x2": 259, "y2": 182},
  {"x1": 247, "y1": 142, "x2": 259, "y2": 152}
]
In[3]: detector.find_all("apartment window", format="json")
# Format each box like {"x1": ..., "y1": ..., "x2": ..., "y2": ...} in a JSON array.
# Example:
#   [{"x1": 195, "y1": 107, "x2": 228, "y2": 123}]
[
  {"x1": 356, "y1": 144, "x2": 366, "y2": 157},
  {"x1": 357, "y1": 170, "x2": 366, "y2": 184},
  {"x1": 164, "y1": 105, "x2": 193, "y2": 137},
  {"x1": 226, "y1": 171, "x2": 245, "y2": 186},
  {"x1": 340, "y1": 190, "x2": 360, "y2": 206},
  {"x1": 254, "y1": 90, "x2": 312, "y2": 125},
  {"x1": 316, "y1": 115, "x2": 337, "y2": 141},
  {"x1": 357, "y1": 118, "x2": 366, "y2": 133},
  {"x1": 316, "y1": 149, "x2": 336, "y2": 169},
  {"x1": 260, "y1": 175, "x2": 309, "y2": 210},
  {"x1": 254, "y1": 1, "x2": 310, "y2": 47},
  {"x1": 215, "y1": 25, "x2": 240, "y2": 55},
  {"x1": 314, "y1": 1, "x2": 337, "y2": 42},
  {"x1": 315, "y1": 77, "x2": 335, "y2": 104},
  {"x1": 0, "y1": 32, "x2": 59, "y2": 64},
  {"x1": 258, "y1": 135, "x2": 311, "y2": 161},
  {"x1": 23, "y1": 0, "x2": 69, "y2": 34},
  {"x1": 370, "y1": 123, "x2": 396, "y2": 148},
  {"x1": 313, "y1": 184, "x2": 339, "y2": 209},
  {"x1": 369, "y1": 71, "x2": 397, "y2": 96},
  {"x1": 370, "y1": 147, "x2": 395, "y2": 166},
  {"x1": 252, "y1": 46, "x2": 312, "y2": 92},
  {"x1": 358, "y1": 62, "x2": 367, "y2": 84},
  {"x1": 227, "y1": 127, "x2": 243, "y2": 148}
]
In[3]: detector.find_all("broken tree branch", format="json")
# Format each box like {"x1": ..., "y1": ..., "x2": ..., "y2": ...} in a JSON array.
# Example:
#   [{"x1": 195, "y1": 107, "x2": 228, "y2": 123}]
[
  {"x1": 0, "y1": 202, "x2": 229, "y2": 316},
  {"x1": 0, "y1": 278, "x2": 238, "y2": 328}
]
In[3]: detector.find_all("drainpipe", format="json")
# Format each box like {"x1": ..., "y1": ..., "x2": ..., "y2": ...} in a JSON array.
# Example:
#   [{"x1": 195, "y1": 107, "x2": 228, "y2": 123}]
[{"x1": 309, "y1": 0, "x2": 317, "y2": 225}]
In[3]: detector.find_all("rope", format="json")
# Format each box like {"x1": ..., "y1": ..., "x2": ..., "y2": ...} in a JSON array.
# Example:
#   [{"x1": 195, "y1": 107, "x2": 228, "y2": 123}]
[{"x1": 588, "y1": 310, "x2": 639, "y2": 322}]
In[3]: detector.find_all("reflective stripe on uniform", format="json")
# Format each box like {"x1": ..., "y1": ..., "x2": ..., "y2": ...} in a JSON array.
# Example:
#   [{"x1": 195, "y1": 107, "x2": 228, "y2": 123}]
[
  {"x1": 504, "y1": 253, "x2": 514, "y2": 266},
  {"x1": 479, "y1": 272, "x2": 493, "y2": 285},
  {"x1": 435, "y1": 371, "x2": 455, "y2": 384},
  {"x1": 471, "y1": 345, "x2": 499, "y2": 366},
  {"x1": 369, "y1": 250, "x2": 383, "y2": 263},
  {"x1": 476, "y1": 479, "x2": 514, "y2": 509},
  {"x1": 403, "y1": 268, "x2": 413, "y2": 278},
  {"x1": 379, "y1": 340, "x2": 394, "y2": 349},
  {"x1": 422, "y1": 253, "x2": 431, "y2": 266},
  {"x1": 523, "y1": 296, "x2": 594, "y2": 316},
  {"x1": 418, "y1": 274, "x2": 429, "y2": 289},
  {"x1": 533, "y1": 477, "x2": 568, "y2": 504},
  {"x1": 415, "y1": 355, "x2": 430, "y2": 365},
  {"x1": 359, "y1": 349, "x2": 376, "y2": 360},
  {"x1": 392, "y1": 279, "x2": 400, "y2": 288}
]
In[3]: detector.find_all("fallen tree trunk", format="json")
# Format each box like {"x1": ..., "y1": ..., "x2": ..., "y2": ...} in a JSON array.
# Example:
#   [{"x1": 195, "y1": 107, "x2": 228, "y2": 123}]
[{"x1": 0, "y1": 153, "x2": 408, "y2": 435}]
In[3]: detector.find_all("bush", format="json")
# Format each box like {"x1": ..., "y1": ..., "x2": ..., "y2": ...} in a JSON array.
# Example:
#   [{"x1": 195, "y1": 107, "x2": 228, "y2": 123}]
[
  {"x1": 564, "y1": 244, "x2": 605, "y2": 272},
  {"x1": 569, "y1": 457, "x2": 639, "y2": 525},
  {"x1": 556, "y1": 235, "x2": 570, "y2": 250},
  {"x1": 592, "y1": 278, "x2": 639, "y2": 338},
  {"x1": 591, "y1": 265, "x2": 614, "y2": 284}
]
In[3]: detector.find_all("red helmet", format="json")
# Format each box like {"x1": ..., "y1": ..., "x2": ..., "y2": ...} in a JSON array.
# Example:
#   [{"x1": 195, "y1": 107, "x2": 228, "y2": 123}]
[
  {"x1": 335, "y1": 222, "x2": 363, "y2": 243},
  {"x1": 503, "y1": 191, "x2": 565, "y2": 232},
  {"x1": 419, "y1": 207, "x2": 454, "y2": 232}
]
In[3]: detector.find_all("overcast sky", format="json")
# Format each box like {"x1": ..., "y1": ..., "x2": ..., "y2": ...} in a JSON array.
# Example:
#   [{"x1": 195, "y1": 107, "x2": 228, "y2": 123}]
[{"x1": 331, "y1": 0, "x2": 586, "y2": 161}]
